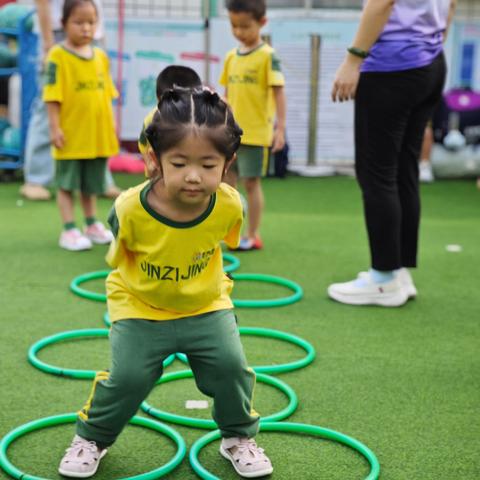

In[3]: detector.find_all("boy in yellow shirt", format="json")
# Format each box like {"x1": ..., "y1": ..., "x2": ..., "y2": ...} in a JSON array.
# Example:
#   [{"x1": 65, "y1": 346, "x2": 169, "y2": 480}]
[{"x1": 220, "y1": 0, "x2": 286, "y2": 251}]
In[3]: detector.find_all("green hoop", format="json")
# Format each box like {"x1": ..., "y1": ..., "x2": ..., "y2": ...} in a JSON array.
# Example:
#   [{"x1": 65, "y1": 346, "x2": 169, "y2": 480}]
[
  {"x1": 222, "y1": 252, "x2": 240, "y2": 273},
  {"x1": 70, "y1": 270, "x2": 109, "y2": 302},
  {"x1": 103, "y1": 311, "x2": 111, "y2": 327},
  {"x1": 175, "y1": 327, "x2": 315, "y2": 375},
  {"x1": 71, "y1": 270, "x2": 302, "y2": 309},
  {"x1": 231, "y1": 273, "x2": 303, "y2": 308},
  {"x1": 70, "y1": 253, "x2": 241, "y2": 303},
  {"x1": 28, "y1": 329, "x2": 175, "y2": 379},
  {"x1": 141, "y1": 370, "x2": 297, "y2": 429},
  {"x1": 0, "y1": 413, "x2": 186, "y2": 480},
  {"x1": 189, "y1": 422, "x2": 380, "y2": 480}
]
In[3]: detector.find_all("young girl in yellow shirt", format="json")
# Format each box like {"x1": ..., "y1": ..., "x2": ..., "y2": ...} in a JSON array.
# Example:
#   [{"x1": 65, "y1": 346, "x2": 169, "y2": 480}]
[
  {"x1": 58, "y1": 87, "x2": 274, "y2": 479},
  {"x1": 43, "y1": 0, "x2": 118, "y2": 251}
]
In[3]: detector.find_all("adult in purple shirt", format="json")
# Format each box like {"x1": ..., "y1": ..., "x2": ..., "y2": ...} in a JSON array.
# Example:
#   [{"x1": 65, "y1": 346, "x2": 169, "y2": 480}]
[{"x1": 328, "y1": 0, "x2": 456, "y2": 307}]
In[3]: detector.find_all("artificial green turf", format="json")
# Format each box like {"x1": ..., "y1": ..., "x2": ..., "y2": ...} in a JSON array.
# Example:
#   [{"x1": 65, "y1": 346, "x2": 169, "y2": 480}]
[{"x1": 0, "y1": 174, "x2": 479, "y2": 479}]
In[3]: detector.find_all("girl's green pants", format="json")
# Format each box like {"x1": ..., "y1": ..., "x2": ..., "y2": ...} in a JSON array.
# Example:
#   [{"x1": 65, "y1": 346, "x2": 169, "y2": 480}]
[{"x1": 76, "y1": 309, "x2": 259, "y2": 446}]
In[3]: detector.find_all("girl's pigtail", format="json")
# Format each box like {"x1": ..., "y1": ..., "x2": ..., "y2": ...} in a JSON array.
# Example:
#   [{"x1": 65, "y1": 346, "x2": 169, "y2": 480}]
[
  {"x1": 158, "y1": 88, "x2": 192, "y2": 125},
  {"x1": 147, "y1": 85, "x2": 243, "y2": 161},
  {"x1": 201, "y1": 89, "x2": 221, "y2": 106},
  {"x1": 193, "y1": 89, "x2": 227, "y2": 126}
]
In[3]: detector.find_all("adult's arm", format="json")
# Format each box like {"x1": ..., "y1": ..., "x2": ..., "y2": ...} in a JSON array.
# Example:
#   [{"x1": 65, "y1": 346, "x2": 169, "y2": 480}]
[
  {"x1": 331, "y1": 0, "x2": 395, "y2": 102},
  {"x1": 444, "y1": 0, "x2": 457, "y2": 42},
  {"x1": 35, "y1": 0, "x2": 55, "y2": 59}
]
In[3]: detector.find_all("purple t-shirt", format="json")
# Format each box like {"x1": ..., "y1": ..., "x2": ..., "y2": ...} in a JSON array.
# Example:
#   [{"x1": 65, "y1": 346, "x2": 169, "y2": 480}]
[{"x1": 361, "y1": 0, "x2": 450, "y2": 73}]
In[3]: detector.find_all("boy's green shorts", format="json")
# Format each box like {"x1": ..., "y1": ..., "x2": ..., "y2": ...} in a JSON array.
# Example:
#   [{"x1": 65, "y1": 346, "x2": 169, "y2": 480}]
[
  {"x1": 234, "y1": 145, "x2": 270, "y2": 179},
  {"x1": 55, "y1": 158, "x2": 107, "y2": 195}
]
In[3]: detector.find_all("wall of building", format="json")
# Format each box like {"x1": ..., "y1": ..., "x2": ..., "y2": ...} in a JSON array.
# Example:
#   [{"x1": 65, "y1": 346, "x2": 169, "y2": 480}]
[{"x1": 12, "y1": 0, "x2": 480, "y2": 164}]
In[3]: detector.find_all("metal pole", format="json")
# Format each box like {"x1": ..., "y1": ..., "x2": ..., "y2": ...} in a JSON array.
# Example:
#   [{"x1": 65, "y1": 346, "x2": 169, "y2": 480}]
[
  {"x1": 307, "y1": 34, "x2": 320, "y2": 166},
  {"x1": 202, "y1": 0, "x2": 211, "y2": 85}
]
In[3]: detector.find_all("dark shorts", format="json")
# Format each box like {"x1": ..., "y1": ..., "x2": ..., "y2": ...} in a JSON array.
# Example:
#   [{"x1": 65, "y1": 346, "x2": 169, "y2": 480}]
[
  {"x1": 234, "y1": 145, "x2": 270, "y2": 179},
  {"x1": 55, "y1": 158, "x2": 107, "y2": 194}
]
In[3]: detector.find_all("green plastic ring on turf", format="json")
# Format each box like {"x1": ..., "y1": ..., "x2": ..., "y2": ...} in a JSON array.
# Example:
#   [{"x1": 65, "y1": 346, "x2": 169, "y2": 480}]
[
  {"x1": 175, "y1": 327, "x2": 315, "y2": 375},
  {"x1": 141, "y1": 370, "x2": 297, "y2": 429},
  {"x1": 222, "y1": 252, "x2": 240, "y2": 273},
  {"x1": 70, "y1": 254, "x2": 241, "y2": 303},
  {"x1": 70, "y1": 270, "x2": 109, "y2": 302},
  {"x1": 0, "y1": 413, "x2": 186, "y2": 480},
  {"x1": 230, "y1": 273, "x2": 303, "y2": 308},
  {"x1": 103, "y1": 311, "x2": 111, "y2": 327},
  {"x1": 28, "y1": 329, "x2": 175, "y2": 379},
  {"x1": 189, "y1": 422, "x2": 380, "y2": 480}
]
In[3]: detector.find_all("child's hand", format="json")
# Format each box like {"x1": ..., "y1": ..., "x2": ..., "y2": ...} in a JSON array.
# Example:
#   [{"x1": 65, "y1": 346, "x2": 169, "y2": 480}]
[
  {"x1": 271, "y1": 128, "x2": 285, "y2": 153},
  {"x1": 50, "y1": 127, "x2": 65, "y2": 149}
]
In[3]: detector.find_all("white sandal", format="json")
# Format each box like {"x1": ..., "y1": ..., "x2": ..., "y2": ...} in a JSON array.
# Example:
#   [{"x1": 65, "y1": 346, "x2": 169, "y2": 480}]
[
  {"x1": 220, "y1": 437, "x2": 273, "y2": 478},
  {"x1": 58, "y1": 435, "x2": 107, "y2": 478}
]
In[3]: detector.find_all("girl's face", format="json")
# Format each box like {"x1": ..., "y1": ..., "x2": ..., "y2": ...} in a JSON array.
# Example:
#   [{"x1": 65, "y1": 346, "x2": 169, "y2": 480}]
[
  {"x1": 154, "y1": 132, "x2": 230, "y2": 207},
  {"x1": 64, "y1": 2, "x2": 97, "y2": 47}
]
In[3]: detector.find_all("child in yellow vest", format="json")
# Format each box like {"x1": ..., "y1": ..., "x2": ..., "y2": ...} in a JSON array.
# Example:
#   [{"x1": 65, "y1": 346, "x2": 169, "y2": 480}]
[
  {"x1": 43, "y1": 0, "x2": 118, "y2": 251},
  {"x1": 58, "y1": 87, "x2": 274, "y2": 479},
  {"x1": 220, "y1": 0, "x2": 286, "y2": 251}
]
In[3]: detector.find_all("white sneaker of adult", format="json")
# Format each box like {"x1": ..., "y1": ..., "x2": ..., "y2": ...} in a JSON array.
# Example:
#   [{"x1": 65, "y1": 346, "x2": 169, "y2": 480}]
[
  {"x1": 328, "y1": 272, "x2": 409, "y2": 307},
  {"x1": 58, "y1": 435, "x2": 107, "y2": 478},
  {"x1": 220, "y1": 437, "x2": 273, "y2": 478},
  {"x1": 358, "y1": 269, "x2": 417, "y2": 300},
  {"x1": 59, "y1": 229, "x2": 93, "y2": 251},
  {"x1": 395, "y1": 268, "x2": 417, "y2": 299}
]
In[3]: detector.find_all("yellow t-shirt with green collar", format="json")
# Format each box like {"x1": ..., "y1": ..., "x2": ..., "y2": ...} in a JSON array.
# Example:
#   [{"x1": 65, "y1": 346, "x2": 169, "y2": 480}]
[
  {"x1": 106, "y1": 181, "x2": 243, "y2": 322},
  {"x1": 219, "y1": 43, "x2": 285, "y2": 147},
  {"x1": 43, "y1": 44, "x2": 119, "y2": 160}
]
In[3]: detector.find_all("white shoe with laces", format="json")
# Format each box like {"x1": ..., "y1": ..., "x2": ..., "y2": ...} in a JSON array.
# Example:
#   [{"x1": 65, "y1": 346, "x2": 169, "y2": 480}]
[
  {"x1": 220, "y1": 437, "x2": 273, "y2": 478},
  {"x1": 58, "y1": 435, "x2": 107, "y2": 478},
  {"x1": 59, "y1": 229, "x2": 93, "y2": 251},
  {"x1": 328, "y1": 271, "x2": 408, "y2": 307}
]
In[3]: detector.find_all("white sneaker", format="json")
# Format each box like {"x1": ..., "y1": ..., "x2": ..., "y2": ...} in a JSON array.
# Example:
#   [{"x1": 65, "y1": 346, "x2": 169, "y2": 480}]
[
  {"x1": 396, "y1": 268, "x2": 417, "y2": 299},
  {"x1": 84, "y1": 222, "x2": 114, "y2": 245},
  {"x1": 220, "y1": 437, "x2": 273, "y2": 478},
  {"x1": 328, "y1": 272, "x2": 408, "y2": 307},
  {"x1": 419, "y1": 161, "x2": 434, "y2": 183},
  {"x1": 58, "y1": 435, "x2": 107, "y2": 478},
  {"x1": 59, "y1": 229, "x2": 93, "y2": 251},
  {"x1": 358, "y1": 269, "x2": 417, "y2": 300}
]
